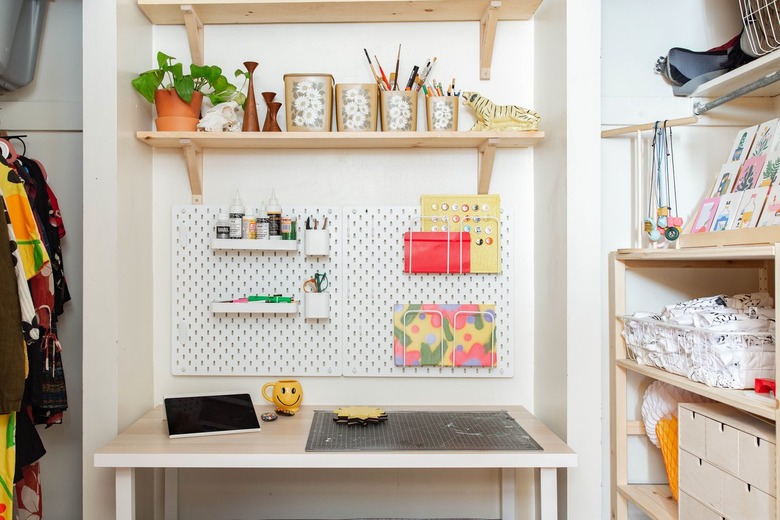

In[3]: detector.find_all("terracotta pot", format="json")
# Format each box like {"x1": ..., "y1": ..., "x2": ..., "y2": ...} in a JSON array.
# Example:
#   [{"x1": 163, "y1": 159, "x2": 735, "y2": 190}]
[
  {"x1": 154, "y1": 89, "x2": 203, "y2": 119},
  {"x1": 155, "y1": 116, "x2": 199, "y2": 131}
]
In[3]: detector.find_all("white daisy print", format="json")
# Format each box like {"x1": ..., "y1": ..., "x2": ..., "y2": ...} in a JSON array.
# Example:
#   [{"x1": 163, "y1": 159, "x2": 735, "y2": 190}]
[{"x1": 290, "y1": 80, "x2": 326, "y2": 129}]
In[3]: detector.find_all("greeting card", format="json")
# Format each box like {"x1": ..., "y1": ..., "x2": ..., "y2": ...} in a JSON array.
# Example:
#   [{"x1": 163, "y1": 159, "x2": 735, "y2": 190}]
[
  {"x1": 710, "y1": 162, "x2": 740, "y2": 196},
  {"x1": 757, "y1": 186, "x2": 780, "y2": 227},
  {"x1": 733, "y1": 155, "x2": 766, "y2": 192},
  {"x1": 691, "y1": 197, "x2": 719, "y2": 233},
  {"x1": 758, "y1": 152, "x2": 780, "y2": 187},
  {"x1": 710, "y1": 192, "x2": 743, "y2": 232},
  {"x1": 749, "y1": 118, "x2": 778, "y2": 158},
  {"x1": 726, "y1": 125, "x2": 758, "y2": 164},
  {"x1": 733, "y1": 187, "x2": 769, "y2": 229}
]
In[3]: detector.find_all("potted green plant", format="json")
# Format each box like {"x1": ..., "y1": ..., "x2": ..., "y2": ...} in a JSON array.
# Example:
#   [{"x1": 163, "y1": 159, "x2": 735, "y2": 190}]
[{"x1": 132, "y1": 51, "x2": 246, "y2": 131}]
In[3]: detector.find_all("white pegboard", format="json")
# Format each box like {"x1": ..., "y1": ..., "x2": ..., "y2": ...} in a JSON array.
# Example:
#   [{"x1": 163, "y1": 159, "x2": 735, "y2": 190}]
[
  {"x1": 172, "y1": 205, "x2": 513, "y2": 378},
  {"x1": 342, "y1": 207, "x2": 513, "y2": 377},
  {"x1": 172, "y1": 205, "x2": 343, "y2": 376}
]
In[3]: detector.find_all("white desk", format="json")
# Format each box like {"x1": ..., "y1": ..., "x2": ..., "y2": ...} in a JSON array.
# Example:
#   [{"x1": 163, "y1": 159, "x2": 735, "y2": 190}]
[{"x1": 94, "y1": 405, "x2": 576, "y2": 520}]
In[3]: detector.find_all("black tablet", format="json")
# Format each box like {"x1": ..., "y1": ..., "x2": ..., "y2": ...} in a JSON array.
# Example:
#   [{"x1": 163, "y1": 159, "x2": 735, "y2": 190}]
[{"x1": 163, "y1": 393, "x2": 261, "y2": 438}]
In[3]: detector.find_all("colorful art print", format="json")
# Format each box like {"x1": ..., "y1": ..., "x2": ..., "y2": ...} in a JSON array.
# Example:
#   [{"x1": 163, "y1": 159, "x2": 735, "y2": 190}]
[
  {"x1": 691, "y1": 197, "x2": 719, "y2": 233},
  {"x1": 757, "y1": 186, "x2": 780, "y2": 227},
  {"x1": 733, "y1": 187, "x2": 769, "y2": 229},
  {"x1": 393, "y1": 303, "x2": 497, "y2": 367},
  {"x1": 759, "y1": 152, "x2": 780, "y2": 187},
  {"x1": 750, "y1": 118, "x2": 778, "y2": 157},
  {"x1": 710, "y1": 162, "x2": 740, "y2": 197},
  {"x1": 290, "y1": 79, "x2": 326, "y2": 129},
  {"x1": 710, "y1": 191, "x2": 743, "y2": 232},
  {"x1": 733, "y1": 155, "x2": 766, "y2": 192},
  {"x1": 726, "y1": 125, "x2": 758, "y2": 164}
]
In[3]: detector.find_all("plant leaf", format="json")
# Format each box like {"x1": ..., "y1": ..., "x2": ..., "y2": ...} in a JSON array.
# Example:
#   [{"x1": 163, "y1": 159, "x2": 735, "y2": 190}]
[
  {"x1": 156, "y1": 51, "x2": 173, "y2": 70},
  {"x1": 174, "y1": 76, "x2": 195, "y2": 103},
  {"x1": 131, "y1": 70, "x2": 164, "y2": 103}
]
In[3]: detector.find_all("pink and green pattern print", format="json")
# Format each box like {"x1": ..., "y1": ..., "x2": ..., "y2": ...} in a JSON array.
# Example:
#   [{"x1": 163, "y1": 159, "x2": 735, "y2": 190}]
[
  {"x1": 393, "y1": 303, "x2": 497, "y2": 367},
  {"x1": 0, "y1": 413, "x2": 16, "y2": 520}
]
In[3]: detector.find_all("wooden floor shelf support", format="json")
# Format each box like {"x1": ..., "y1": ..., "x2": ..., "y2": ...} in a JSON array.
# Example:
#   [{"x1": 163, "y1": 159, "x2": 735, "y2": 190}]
[
  {"x1": 180, "y1": 139, "x2": 203, "y2": 204},
  {"x1": 480, "y1": 1, "x2": 501, "y2": 80},
  {"x1": 181, "y1": 4, "x2": 204, "y2": 66}
]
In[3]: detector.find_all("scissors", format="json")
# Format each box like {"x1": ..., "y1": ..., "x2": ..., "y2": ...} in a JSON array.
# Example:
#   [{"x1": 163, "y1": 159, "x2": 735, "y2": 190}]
[{"x1": 303, "y1": 272, "x2": 328, "y2": 293}]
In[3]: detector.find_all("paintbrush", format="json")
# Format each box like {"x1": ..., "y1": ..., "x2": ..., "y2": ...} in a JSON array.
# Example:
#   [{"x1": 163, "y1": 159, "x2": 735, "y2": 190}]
[
  {"x1": 374, "y1": 54, "x2": 392, "y2": 91},
  {"x1": 363, "y1": 48, "x2": 382, "y2": 88},
  {"x1": 393, "y1": 44, "x2": 401, "y2": 90}
]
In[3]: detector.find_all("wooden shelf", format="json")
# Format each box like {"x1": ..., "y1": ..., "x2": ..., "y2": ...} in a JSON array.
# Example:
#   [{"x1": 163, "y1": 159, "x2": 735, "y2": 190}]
[
  {"x1": 692, "y1": 49, "x2": 780, "y2": 99},
  {"x1": 137, "y1": 130, "x2": 544, "y2": 202},
  {"x1": 210, "y1": 238, "x2": 297, "y2": 251},
  {"x1": 679, "y1": 226, "x2": 780, "y2": 249},
  {"x1": 617, "y1": 485, "x2": 677, "y2": 520},
  {"x1": 615, "y1": 244, "x2": 777, "y2": 262},
  {"x1": 616, "y1": 360, "x2": 776, "y2": 420},
  {"x1": 137, "y1": 0, "x2": 542, "y2": 78}
]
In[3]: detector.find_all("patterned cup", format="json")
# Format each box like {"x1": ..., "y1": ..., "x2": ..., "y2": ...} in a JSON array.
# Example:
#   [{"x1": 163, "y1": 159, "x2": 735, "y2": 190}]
[
  {"x1": 335, "y1": 83, "x2": 378, "y2": 131},
  {"x1": 380, "y1": 90, "x2": 418, "y2": 131}
]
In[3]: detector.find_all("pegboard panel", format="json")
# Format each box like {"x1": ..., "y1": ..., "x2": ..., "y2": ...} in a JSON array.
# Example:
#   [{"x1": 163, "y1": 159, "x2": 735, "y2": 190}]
[
  {"x1": 172, "y1": 205, "x2": 342, "y2": 376},
  {"x1": 342, "y1": 206, "x2": 513, "y2": 377}
]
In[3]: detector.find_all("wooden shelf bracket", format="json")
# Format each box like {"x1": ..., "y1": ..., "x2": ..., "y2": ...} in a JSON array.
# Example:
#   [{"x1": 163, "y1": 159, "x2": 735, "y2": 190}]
[
  {"x1": 180, "y1": 139, "x2": 203, "y2": 204},
  {"x1": 477, "y1": 138, "x2": 499, "y2": 194},
  {"x1": 181, "y1": 4, "x2": 204, "y2": 66},
  {"x1": 480, "y1": 1, "x2": 502, "y2": 80}
]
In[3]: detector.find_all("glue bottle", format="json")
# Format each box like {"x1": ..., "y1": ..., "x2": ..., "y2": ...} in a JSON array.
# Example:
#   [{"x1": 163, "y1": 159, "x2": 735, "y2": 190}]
[
  {"x1": 256, "y1": 202, "x2": 270, "y2": 240},
  {"x1": 266, "y1": 189, "x2": 282, "y2": 240},
  {"x1": 229, "y1": 190, "x2": 245, "y2": 239},
  {"x1": 242, "y1": 207, "x2": 257, "y2": 240}
]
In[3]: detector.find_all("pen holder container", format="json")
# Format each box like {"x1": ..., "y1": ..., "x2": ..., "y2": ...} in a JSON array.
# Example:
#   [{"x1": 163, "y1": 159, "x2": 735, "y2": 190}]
[
  {"x1": 304, "y1": 291, "x2": 330, "y2": 319},
  {"x1": 283, "y1": 73, "x2": 335, "y2": 132},
  {"x1": 380, "y1": 90, "x2": 418, "y2": 131},
  {"x1": 426, "y1": 96, "x2": 459, "y2": 131},
  {"x1": 304, "y1": 229, "x2": 330, "y2": 256},
  {"x1": 335, "y1": 83, "x2": 378, "y2": 131}
]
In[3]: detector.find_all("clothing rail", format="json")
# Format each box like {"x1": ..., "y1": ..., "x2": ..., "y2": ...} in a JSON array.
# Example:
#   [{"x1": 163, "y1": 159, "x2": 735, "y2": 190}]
[{"x1": 600, "y1": 116, "x2": 698, "y2": 138}]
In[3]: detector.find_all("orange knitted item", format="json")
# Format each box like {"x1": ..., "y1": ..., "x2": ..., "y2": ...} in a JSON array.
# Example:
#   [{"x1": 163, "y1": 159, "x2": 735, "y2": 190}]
[{"x1": 656, "y1": 415, "x2": 679, "y2": 501}]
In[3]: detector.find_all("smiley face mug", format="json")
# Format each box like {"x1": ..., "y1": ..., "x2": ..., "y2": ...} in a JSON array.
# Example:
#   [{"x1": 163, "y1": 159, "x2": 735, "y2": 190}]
[{"x1": 262, "y1": 380, "x2": 303, "y2": 415}]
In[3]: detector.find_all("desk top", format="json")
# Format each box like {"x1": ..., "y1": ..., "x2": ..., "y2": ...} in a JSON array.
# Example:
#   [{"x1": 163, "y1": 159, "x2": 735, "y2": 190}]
[{"x1": 94, "y1": 405, "x2": 576, "y2": 469}]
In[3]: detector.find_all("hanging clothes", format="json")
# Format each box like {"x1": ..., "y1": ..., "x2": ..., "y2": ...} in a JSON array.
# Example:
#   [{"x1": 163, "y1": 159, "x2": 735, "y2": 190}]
[{"x1": 0, "y1": 413, "x2": 15, "y2": 518}]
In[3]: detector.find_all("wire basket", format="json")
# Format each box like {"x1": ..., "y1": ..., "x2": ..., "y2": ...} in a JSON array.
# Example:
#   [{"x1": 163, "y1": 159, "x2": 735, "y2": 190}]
[
  {"x1": 740, "y1": 0, "x2": 780, "y2": 57},
  {"x1": 621, "y1": 315, "x2": 775, "y2": 388}
]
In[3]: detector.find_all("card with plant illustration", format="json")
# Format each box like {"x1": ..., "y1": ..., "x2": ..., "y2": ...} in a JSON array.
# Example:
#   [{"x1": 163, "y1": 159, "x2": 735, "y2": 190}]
[
  {"x1": 748, "y1": 118, "x2": 778, "y2": 158},
  {"x1": 758, "y1": 151, "x2": 780, "y2": 187},
  {"x1": 757, "y1": 186, "x2": 780, "y2": 227},
  {"x1": 725, "y1": 125, "x2": 758, "y2": 165},
  {"x1": 393, "y1": 303, "x2": 496, "y2": 367},
  {"x1": 710, "y1": 162, "x2": 740, "y2": 196},
  {"x1": 733, "y1": 155, "x2": 766, "y2": 192}
]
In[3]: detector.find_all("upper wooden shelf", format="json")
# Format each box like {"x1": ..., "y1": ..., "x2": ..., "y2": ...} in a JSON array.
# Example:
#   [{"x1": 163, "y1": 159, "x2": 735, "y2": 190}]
[
  {"x1": 692, "y1": 48, "x2": 780, "y2": 99},
  {"x1": 137, "y1": 130, "x2": 544, "y2": 202},
  {"x1": 138, "y1": 0, "x2": 542, "y2": 25},
  {"x1": 137, "y1": 0, "x2": 542, "y2": 78},
  {"x1": 614, "y1": 244, "x2": 778, "y2": 262}
]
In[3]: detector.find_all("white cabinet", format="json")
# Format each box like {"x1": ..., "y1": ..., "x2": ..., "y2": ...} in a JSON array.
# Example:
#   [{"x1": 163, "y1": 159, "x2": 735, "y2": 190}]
[{"x1": 609, "y1": 246, "x2": 780, "y2": 520}]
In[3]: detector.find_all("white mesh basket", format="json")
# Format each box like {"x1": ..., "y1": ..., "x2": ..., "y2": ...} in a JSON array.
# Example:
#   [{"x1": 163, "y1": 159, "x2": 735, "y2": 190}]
[
  {"x1": 740, "y1": 0, "x2": 780, "y2": 57},
  {"x1": 621, "y1": 315, "x2": 775, "y2": 389}
]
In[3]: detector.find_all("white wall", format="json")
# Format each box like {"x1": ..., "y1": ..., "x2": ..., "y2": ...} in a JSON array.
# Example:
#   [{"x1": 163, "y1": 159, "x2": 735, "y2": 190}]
[
  {"x1": 148, "y1": 18, "x2": 540, "y2": 520},
  {"x1": 600, "y1": 1, "x2": 770, "y2": 518},
  {"x1": 0, "y1": 1, "x2": 83, "y2": 518}
]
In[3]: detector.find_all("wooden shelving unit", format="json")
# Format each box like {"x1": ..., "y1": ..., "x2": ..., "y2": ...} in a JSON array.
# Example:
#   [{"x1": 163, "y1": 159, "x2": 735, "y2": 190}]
[
  {"x1": 691, "y1": 48, "x2": 780, "y2": 99},
  {"x1": 609, "y1": 246, "x2": 780, "y2": 520},
  {"x1": 138, "y1": 0, "x2": 543, "y2": 78},
  {"x1": 137, "y1": 130, "x2": 544, "y2": 202}
]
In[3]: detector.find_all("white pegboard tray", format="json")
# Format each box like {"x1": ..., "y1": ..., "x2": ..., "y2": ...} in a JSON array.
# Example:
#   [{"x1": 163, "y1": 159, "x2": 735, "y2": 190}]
[
  {"x1": 210, "y1": 238, "x2": 298, "y2": 251},
  {"x1": 172, "y1": 205, "x2": 513, "y2": 378}
]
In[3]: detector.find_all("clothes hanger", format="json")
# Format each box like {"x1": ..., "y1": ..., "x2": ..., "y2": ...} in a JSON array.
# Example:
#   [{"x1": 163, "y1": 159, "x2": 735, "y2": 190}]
[{"x1": 0, "y1": 137, "x2": 19, "y2": 163}]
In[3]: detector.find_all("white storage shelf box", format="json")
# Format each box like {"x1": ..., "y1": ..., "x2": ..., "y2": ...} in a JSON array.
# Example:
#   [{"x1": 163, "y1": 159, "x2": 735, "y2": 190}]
[
  {"x1": 620, "y1": 315, "x2": 775, "y2": 389},
  {"x1": 679, "y1": 402, "x2": 777, "y2": 520}
]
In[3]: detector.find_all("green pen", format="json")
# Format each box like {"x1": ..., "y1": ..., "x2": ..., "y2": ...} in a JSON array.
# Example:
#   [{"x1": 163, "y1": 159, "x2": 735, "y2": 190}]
[{"x1": 248, "y1": 295, "x2": 294, "y2": 303}]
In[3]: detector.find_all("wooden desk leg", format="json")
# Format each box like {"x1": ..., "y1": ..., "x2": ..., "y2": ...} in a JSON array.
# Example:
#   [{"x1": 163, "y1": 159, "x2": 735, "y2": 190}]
[
  {"x1": 500, "y1": 468, "x2": 516, "y2": 519},
  {"x1": 116, "y1": 467, "x2": 135, "y2": 520},
  {"x1": 539, "y1": 468, "x2": 557, "y2": 520},
  {"x1": 165, "y1": 468, "x2": 178, "y2": 520}
]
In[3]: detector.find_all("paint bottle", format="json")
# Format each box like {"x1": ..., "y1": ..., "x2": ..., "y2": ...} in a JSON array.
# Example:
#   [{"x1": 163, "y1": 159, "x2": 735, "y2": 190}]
[
  {"x1": 257, "y1": 203, "x2": 270, "y2": 240},
  {"x1": 215, "y1": 212, "x2": 230, "y2": 239},
  {"x1": 267, "y1": 189, "x2": 282, "y2": 240},
  {"x1": 229, "y1": 190, "x2": 245, "y2": 239},
  {"x1": 242, "y1": 208, "x2": 257, "y2": 239}
]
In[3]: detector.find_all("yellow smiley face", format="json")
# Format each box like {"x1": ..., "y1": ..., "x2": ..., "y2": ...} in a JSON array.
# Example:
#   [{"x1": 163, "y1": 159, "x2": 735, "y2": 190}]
[{"x1": 263, "y1": 380, "x2": 303, "y2": 414}]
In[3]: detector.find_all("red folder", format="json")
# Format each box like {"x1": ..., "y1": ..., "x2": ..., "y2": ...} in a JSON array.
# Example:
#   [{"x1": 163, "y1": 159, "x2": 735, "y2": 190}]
[{"x1": 403, "y1": 232, "x2": 471, "y2": 273}]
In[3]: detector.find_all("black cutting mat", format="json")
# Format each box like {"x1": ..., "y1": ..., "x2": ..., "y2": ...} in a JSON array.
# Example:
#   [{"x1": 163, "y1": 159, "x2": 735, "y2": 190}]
[{"x1": 305, "y1": 410, "x2": 542, "y2": 451}]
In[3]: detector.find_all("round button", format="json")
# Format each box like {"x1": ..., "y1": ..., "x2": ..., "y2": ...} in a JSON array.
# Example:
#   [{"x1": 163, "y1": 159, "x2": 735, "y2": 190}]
[
  {"x1": 485, "y1": 226, "x2": 493, "y2": 234},
  {"x1": 463, "y1": 225, "x2": 471, "y2": 232},
  {"x1": 475, "y1": 226, "x2": 482, "y2": 233},
  {"x1": 485, "y1": 237, "x2": 494, "y2": 245},
  {"x1": 442, "y1": 225, "x2": 449, "y2": 232},
  {"x1": 441, "y1": 203, "x2": 449, "y2": 211},
  {"x1": 481, "y1": 204, "x2": 489, "y2": 211},
  {"x1": 472, "y1": 203, "x2": 480, "y2": 211},
  {"x1": 461, "y1": 204, "x2": 469, "y2": 212},
  {"x1": 442, "y1": 215, "x2": 448, "y2": 222},
  {"x1": 473, "y1": 217, "x2": 481, "y2": 223},
  {"x1": 452, "y1": 203, "x2": 459, "y2": 212},
  {"x1": 475, "y1": 238, "x2": 484, "y2": 245},
  {"x1": 431, "y1": 216, "x2": 439, "y2": 223},
  {"x1": 431, "y1": 204, "x2": 438, "y2": 211},
  {"x1": 452, "y1": 215, "x2": 460, "y2": 223},
  {"x1": 431, "y1": 225, "x2": 439, "y2": 232}
]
